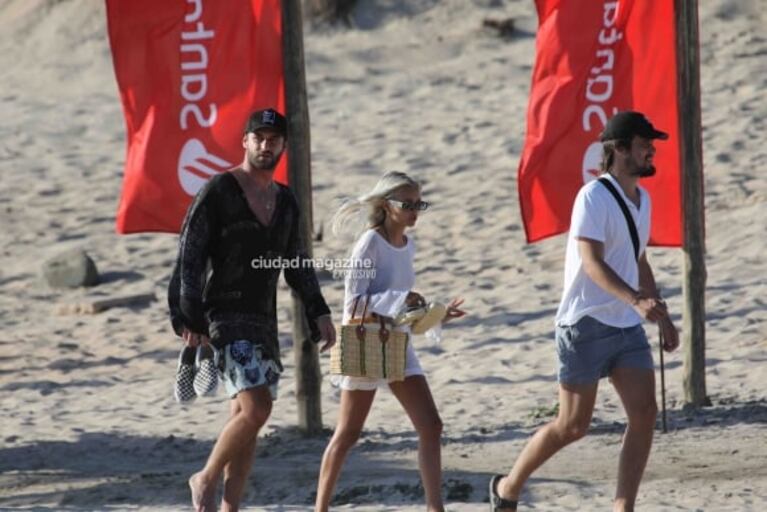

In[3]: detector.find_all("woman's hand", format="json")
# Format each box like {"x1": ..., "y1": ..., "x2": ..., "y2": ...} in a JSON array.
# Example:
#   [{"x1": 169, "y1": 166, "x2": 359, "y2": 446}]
[
  {"x1": 444, "y1": 297, "x2": 466, "y2": 323},
  {"x1": 406, "y1": 291, "x2": 426, "y2": 309}
]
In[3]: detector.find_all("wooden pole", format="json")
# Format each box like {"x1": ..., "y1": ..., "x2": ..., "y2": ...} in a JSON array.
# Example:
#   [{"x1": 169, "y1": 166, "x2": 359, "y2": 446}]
[
  {"x1": 675, "y1": 0, "x2": 709, "y2": 407},
  {"x1": 658, "y1": 327, "x2": 668, "y2": 433},
  {"x1": 282, "y1": 0, "x2": 324, "y2": 434}
]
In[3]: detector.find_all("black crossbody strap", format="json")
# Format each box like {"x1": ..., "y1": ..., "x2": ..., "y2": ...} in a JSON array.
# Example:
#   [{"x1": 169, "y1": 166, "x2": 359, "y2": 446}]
[{"x1": 597, "y1": 177, "x2": 640, "y2": 261}]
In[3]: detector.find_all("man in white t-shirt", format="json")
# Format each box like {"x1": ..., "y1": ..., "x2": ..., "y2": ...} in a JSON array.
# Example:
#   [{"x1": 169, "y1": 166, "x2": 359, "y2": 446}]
[{"x1": 490, "y1": 112, "x2": 680, "y2": 512}]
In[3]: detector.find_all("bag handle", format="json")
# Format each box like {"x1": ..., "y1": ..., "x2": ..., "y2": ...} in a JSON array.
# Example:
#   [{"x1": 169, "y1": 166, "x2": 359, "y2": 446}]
[
  {"x1": 350, "y1": 294, "x2": 372, "y2": 320},
  {"x1": 354, "y1": 294, "x2": 371, "y2": 341},
  {"x1": 598, "y1": 177, "x2": 640, "y2": 261},
  {"x1": 352, "y1": 294, "x2": 389, "y2": 343},
  {"x1": 378, "y1": 316, "x2": 390, "y2": 344},
  {"x1": 350, "y1": 295, "x2": 362, "y2": 320}
]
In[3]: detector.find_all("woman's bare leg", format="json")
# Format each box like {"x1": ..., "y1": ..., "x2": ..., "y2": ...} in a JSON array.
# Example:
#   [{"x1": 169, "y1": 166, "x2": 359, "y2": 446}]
[
  {"x1": 314, "y1": 389, "x2": 376, "y2": 512},
  {"x1": 389, "y1": 375, "x2": 444, "y2": 512}
]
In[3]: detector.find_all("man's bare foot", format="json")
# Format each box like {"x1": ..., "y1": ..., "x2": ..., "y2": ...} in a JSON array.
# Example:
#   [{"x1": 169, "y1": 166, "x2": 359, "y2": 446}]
[{"x1": 189, "y1": 471, "x2": 217, "y2": 512}]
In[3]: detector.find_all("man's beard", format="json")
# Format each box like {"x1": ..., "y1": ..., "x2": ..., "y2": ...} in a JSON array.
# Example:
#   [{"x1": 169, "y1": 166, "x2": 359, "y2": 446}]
[
  {"x1": 628, "y1": 157, "x2": 656, "y2": 178},
  {"x1": 637, "y1": 165, "x2": 656, "y2": 178},
  {"x1": 248, "y1": 149, "x2": 283, "y2": 170}
]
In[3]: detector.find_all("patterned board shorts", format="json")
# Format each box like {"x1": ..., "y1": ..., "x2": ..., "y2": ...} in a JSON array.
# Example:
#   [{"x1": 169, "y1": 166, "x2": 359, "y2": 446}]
[{"x1": 216, "y1": 340, "x2": 281, "y2": 400}]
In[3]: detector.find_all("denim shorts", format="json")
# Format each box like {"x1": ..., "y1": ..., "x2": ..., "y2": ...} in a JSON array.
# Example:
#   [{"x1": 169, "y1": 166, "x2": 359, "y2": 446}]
[
  {"x1": 217, "y1": 340, "x2": 281, "y2": 400},
  {"x1": 556, "y1": 316, "x2": 653, "y2": 385}
]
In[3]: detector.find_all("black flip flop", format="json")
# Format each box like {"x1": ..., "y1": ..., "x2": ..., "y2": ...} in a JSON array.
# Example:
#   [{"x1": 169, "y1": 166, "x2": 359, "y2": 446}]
[{"x1": 489, "y1": 474, "x2": 518, "y2": 511}]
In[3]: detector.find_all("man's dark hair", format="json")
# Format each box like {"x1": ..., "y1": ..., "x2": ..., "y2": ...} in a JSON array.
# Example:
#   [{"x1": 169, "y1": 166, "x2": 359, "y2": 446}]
[{"x1": 600, "y1": 138, "x2": 632, "y2": 174}]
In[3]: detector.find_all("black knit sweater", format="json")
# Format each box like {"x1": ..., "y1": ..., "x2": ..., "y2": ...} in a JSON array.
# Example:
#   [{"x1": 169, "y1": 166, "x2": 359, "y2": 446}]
[{"x1": 168, "y1": 172, "x2": 330, "y2": 367}]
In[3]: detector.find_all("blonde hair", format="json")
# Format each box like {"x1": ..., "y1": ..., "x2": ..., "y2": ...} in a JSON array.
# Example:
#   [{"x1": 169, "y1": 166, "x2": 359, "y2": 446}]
[{"x1": 331, "y1": 171, "x2": 421, "y2": 238}]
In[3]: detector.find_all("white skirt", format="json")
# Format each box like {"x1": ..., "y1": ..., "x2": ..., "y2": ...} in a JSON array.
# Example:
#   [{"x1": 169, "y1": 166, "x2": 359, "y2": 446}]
[{"x1": 330, "y1": 340, "x2": 424, "y2": 390}]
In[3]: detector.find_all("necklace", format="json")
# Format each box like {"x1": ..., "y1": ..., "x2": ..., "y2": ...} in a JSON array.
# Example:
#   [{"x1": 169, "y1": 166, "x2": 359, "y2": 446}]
[
  {"x1": 252, "y1": 182, "x2": 276, "y2": 211},
  {"x1": 234, "y1": 170, "x2": 276, "y2": 217},
  {"x1": 252, "y1": 183, "x2": 276, "y2": 217}
]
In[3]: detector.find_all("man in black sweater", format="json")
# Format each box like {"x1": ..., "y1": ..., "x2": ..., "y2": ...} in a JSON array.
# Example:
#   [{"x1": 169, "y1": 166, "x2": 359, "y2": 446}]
[{"x1": 169, "y1": 108, "x2": 336, "y2": 512}]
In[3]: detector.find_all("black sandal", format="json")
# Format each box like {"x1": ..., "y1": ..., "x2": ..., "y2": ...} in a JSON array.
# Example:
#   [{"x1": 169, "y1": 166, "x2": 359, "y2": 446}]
[{"x1": 489, "y1": 474, "x2": 518, "y2": 511}]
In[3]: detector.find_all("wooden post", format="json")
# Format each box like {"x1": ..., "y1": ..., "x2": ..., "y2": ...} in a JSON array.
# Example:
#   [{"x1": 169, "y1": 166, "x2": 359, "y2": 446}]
[
  {"x1": 282, "y1": 0, "x2": 324, "y2": 434},
  {"x1": 675, "y1": 0, "x2": 709, "y2": 407}
]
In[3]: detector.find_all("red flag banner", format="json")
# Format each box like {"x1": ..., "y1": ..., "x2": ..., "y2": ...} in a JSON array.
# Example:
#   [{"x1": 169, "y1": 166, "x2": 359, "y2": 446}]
[
  {"x1": 107, "y1": 0, "x2": 286, "y2": 234},
  {"x1": 518, "y1": 0, "x2": 682, "y2": 246}
]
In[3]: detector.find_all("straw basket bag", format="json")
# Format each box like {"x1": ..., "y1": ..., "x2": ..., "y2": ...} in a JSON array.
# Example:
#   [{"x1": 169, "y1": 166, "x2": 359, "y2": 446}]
[{"x1": 330, "y1": 295, "x2": 409, "y2": 381}]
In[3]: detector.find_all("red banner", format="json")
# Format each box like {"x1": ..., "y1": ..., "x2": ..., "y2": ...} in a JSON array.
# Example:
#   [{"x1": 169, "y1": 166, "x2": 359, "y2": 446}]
[
  {"x1": 107, "y1": 0, "x2": 286, "y2": 234},
  {"x1": 518, "y1": 0, "x2": 682, "y2": 246}
]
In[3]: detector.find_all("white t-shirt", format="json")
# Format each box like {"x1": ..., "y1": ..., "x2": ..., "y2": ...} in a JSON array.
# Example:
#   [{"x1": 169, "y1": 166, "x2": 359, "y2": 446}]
[
  {"x1": 342, "y1": 229, "x2": 416, "y2": 324},
  {"x1": 334, "y1": 229, "x2": 423, "y2": 390},
  {"x1": 555, "y1": 174, "x2": 651, "y2": 328}
]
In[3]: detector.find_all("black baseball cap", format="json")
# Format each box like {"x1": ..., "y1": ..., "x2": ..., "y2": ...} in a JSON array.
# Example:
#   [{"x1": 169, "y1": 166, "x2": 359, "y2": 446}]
[
  {"x1": 599, "y1": 111, "x2": 668, "y2": 142},
  {"x1": 245, "y1": 108, "x2": 287, "y2": 137}
]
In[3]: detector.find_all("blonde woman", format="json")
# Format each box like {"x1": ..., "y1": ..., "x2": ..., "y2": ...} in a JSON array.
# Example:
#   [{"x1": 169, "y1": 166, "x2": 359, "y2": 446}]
[{"x1": 315, "y1": 171, "x2": 465, "y2": 512}]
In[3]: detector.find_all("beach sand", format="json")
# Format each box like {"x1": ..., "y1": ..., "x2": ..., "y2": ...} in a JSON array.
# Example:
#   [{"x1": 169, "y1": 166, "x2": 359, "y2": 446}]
[{"x1": 0, "y1": 0, "x2": 765, "y2": 510}]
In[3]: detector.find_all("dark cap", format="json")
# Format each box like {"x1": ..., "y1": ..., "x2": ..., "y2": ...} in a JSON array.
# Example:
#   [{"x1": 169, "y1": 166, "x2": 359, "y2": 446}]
[
  {"x1": 245, "y1": 108, "x2": 287, "y2": 137},
  {"x1": 600, "y1": 111, "x2": 668, "y2": 142}
]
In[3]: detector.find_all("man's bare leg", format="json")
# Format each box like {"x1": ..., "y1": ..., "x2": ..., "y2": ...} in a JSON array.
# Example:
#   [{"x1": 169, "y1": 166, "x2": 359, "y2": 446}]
[
  {"x1": 221, "y1": 400, "x2": 258, "y2": 512},
  {"x1": 189, "y1": 386, "x2": 272, "y2": 512},
  {"x1": 495, "y1": 382, "x2": 599, "y2": 510},
  {"x1": 610, "y1": 367, "x2": 657, "y2": 512}
]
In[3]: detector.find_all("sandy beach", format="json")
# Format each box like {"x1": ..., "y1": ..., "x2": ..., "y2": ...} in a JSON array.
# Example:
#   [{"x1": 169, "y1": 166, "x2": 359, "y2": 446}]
[{"x1": 0, "y1": 0, "x2": 765, "y2": 510}]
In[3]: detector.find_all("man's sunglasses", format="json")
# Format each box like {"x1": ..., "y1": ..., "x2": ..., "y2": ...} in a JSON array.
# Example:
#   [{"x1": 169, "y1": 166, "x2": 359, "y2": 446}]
[{"x1": 387, "y1": 199, "x2": 431, "y2": 211}]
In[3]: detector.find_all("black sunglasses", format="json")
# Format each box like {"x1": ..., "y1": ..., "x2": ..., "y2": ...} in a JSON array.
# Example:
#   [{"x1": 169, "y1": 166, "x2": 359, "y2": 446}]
[{"x1": 387, "y1": 199, "x2": 430, "y2": 211}]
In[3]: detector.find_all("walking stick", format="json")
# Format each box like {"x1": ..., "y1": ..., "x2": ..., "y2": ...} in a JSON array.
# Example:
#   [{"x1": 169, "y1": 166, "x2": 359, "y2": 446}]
[{"x1": 658, "y1": 325, "x2": 668, "y2": 433}]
